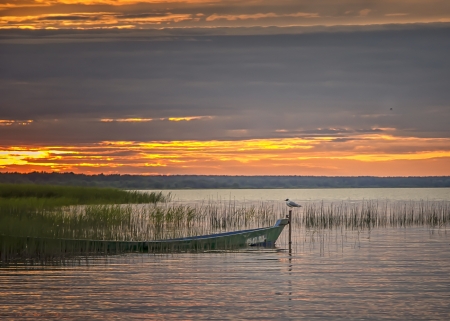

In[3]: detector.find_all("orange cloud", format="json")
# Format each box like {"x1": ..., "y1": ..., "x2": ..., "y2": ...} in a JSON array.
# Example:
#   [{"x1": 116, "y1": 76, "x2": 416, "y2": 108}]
[
  {"x1": 359, "y1": 9, "x2": 371, "y2": 17},
  {"x1": 100, "y1": 118, "x2": 154, "y2": 122},
  {"x1": 206, "y1": 12, "x2": 319, "y2": 21},
  {"x1": 99, "y1": 116, "x2": 212, "y2": 122},
  {"x1": 0, "y1": 11, "x2": 194, "y2": 29},
  {"x1": 1, "y1": 134, "x2": 450, "y2": 175},
  {"x1": 167, "y1": 116, "x2": 213, "y2": 122},
  {"x1": 385, "y1": 13, "x2": 409, "y2": 17},
  {"x1": 0, "y1": 120, "x2": 33, "y2": 126},
  {"x1": 19, "y1": 0, "x2": 216, "y2": 5},
  {"x1": 1, "y1": 0, "x2": 449, "y2": 30}
]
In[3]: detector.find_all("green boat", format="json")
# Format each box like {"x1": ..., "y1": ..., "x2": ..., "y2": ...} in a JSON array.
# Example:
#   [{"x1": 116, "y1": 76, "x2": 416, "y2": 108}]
[{"x1": 1, "y1": 218, "x2": 289, "y2": 261}]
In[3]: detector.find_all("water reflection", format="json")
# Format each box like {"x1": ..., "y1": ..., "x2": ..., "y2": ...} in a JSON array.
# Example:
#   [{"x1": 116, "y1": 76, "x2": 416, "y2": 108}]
[
  {"x1": 164, "y1": 188, "x2": 450, "y2": 202},
  {"x1": 1, "y1": 227, "x2": 449, "y2": 320},
  {"x1": 2, "y1": 187, "x2": 450, "y2": 319}
]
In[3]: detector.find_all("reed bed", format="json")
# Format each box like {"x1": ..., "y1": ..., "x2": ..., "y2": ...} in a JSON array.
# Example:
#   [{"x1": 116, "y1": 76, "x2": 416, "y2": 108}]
[
  {"x1": 298, "y1": 200, "x2": 450, "y2": 229},
  {"x1": 0, "y1": 201, "x2": 277, "y2": 242},
  {"x1": 0, "y1": 183, "x2": 169, "y2": 206},
  {"x1": 1, "y1": 198, "x2": 449, "y2": 264},
  {"x1": 0, "y1": 201, "x2": 277, "y2": 263}
]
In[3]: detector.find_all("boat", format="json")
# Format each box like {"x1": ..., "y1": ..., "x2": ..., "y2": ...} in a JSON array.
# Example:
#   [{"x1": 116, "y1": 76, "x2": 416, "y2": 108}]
[
  {"x1": 145, "y1": 217, "x2": 289, "y2": 251},
  {"x1": 1, "y1": 218, "x2": 289, "y2": 260}
]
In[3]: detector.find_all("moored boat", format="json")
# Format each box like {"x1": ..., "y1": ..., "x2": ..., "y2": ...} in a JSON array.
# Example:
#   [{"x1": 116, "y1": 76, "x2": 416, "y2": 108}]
[{"x1": 1, "y1": 218, "x2": 289, "y2": 261}]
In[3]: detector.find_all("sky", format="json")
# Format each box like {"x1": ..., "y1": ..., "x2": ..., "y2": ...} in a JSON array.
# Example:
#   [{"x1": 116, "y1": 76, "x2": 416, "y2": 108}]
[{"x1": 1, "y1": 1, "x2": 450, "y2": 176}]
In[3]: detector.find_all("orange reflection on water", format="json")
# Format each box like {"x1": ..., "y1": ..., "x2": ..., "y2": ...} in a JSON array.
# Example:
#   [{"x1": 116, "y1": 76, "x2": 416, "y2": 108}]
[{"x1": 1, "y1": 226, "x2": 449, "y2": 319}]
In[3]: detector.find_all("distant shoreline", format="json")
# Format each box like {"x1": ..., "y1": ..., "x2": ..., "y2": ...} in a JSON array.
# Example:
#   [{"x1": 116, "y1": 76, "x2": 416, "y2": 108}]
[
  {"x1": 135, "y1": 186, "x2": 450, "y2": 190},
  {"x1": 1, "y1": 172, "x2": 450, "y2": 189}
]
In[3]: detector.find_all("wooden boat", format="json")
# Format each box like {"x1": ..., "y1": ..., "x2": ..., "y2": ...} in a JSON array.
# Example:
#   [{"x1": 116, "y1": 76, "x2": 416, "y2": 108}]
[
  {"x1": 1, "y1": 218, "x2": 289, "y2": 260},
  {"x1": 145, "y1": 217, "x2": 289, "y2": 251}
]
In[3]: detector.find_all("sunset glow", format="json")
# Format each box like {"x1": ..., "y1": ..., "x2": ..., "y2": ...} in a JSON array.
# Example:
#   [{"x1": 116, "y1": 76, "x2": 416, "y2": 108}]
[
  {"x1": 1, "y1": 1, "x2": 449, "y2": 177},
  {"x1": 1, "y1": 0, "x2": 450, "y2": 29},
  {"x1": 0, "y1": 120, "x2": 33, "y2": 126},
  {"x1": 99, "y1": 117, "x2": 212, "y2": 123},
  {"x1": 100, "y1": 118, "x2": 154, "y2": 123},
  {"x1": 2, "y1": 134, "x2": 450, "y2": 175}
]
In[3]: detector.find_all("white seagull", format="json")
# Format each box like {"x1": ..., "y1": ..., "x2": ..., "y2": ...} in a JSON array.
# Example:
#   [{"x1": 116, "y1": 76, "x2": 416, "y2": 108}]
[{"x1": 285, "y1": 199, "x2": 302, "y2": 208}]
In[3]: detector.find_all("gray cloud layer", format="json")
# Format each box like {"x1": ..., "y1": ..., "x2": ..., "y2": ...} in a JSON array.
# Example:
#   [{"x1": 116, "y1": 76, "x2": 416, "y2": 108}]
[{"x1": 0, "y1": 25, "x2": 449, "y2": 144}]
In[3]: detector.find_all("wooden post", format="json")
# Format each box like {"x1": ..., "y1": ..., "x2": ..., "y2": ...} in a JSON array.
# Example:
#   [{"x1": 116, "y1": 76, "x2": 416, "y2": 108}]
[{"x1": 288, "y1": 209, "x2": 292, "y2": 252}]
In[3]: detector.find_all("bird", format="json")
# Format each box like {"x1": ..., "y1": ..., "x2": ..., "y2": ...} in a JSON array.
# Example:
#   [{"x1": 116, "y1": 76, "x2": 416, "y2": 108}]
[{"x1": 285, "y1": 199, "x2": 302, "y2": 208}]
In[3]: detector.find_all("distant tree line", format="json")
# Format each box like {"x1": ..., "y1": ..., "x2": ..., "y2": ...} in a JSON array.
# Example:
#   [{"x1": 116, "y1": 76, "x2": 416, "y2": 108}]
[{"x1": 1, "y1": 172, "x2": 450, "y2": 189}]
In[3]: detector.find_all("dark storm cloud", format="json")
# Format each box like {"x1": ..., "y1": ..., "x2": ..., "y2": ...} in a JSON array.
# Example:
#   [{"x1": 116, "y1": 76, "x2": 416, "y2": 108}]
[{"x1": 0, "y1": 25, "x2": 449, "y2": 144}]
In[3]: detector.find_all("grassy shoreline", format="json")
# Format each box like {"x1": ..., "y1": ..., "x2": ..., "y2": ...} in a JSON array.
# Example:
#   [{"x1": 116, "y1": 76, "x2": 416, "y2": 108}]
[
  {"x1": 1, "y1": 183, "x2": 449, "y2": 264},
  {"x1": 0, "y1": 183, "x2": 169, "y2": 206}
]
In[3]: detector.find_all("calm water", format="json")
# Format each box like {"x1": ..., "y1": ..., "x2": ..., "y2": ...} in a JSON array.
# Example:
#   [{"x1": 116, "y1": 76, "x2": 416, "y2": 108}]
[
  {"x1": 166, "y1": 188, "x2": 450, "y2": 202},
  {"x1": 1, "y1": 188, "x2": 450, "y2": 320}
]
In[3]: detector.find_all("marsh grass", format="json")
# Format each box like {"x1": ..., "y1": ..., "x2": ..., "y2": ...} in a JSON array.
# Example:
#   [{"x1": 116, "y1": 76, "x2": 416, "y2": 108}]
[
  {"x1": 0, "y1": 199, "x2": 281, "y2": 263},
  {"x1": 0, "y1": 183, "x2": 169, "y2": 206},
  {"x1": 1, "y1": 196, "x2": 449, "y2": 264},
  {"x1": 298, "y1": 200, "x2": 450, "y2": 229},
  {"x1": 2, "y1": 199, "x2": 449, "y2": 242}
]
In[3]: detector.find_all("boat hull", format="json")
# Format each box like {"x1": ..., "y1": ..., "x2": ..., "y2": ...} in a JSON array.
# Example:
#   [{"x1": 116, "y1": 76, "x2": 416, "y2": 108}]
[{"x1": 1, "y1": 219, "x2": 289, "y2": 261}]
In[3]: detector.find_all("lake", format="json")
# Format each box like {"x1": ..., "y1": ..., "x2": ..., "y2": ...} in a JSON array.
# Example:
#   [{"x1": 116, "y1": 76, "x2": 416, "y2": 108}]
[
  {"x1": 167, "y1": 187, "x2": 450, "y2": 202},
  {"x1": 1, "y1": 188, "x2": 449, "y2": 320}
]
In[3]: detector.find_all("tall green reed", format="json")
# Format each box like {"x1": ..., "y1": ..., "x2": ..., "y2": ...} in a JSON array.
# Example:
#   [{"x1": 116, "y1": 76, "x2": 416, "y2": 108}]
[
  {"x1": 1, "y1": 198, "x2": 449, "y2": 264},
  {"x1": 298, "y1": 200, "x2": 450, "y2": 229},
  {"x1": 0, "y1": 183, "x2": 169, "y2": 205}
]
